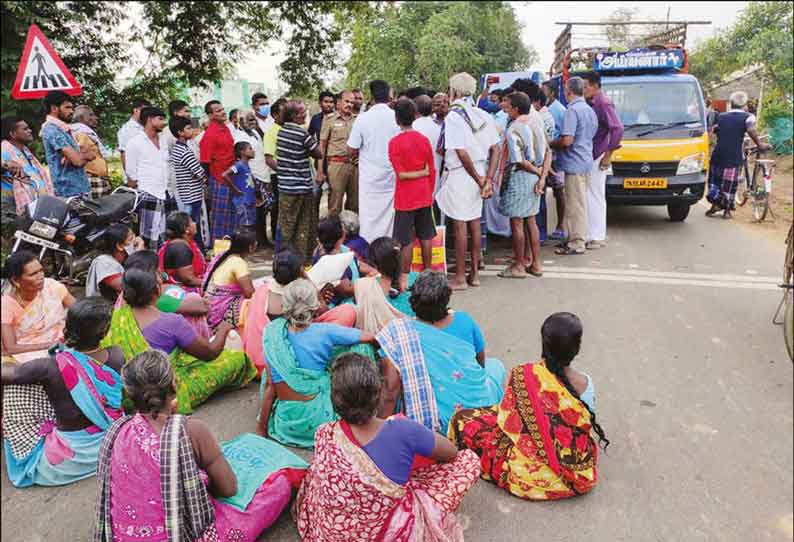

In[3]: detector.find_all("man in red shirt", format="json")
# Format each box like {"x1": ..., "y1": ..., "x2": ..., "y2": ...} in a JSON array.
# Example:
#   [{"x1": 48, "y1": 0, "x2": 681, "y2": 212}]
[
  {"x1": 199, "y1": 100, "x2": 236, "y2": 242},
  {"x1": 388, "y1": 98, "x2": 437, "y2": 280}
]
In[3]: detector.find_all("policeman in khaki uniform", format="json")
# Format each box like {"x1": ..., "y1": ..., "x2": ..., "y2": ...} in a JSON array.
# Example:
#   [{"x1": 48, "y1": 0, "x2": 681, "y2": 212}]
[{"x1": 317, "y1": 90, "x2": 358, "y2": 215}]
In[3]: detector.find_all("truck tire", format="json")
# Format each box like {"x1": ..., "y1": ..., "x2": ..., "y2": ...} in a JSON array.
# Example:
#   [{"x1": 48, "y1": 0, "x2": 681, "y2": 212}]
[{"x1": 667, "y1": 203, "x2": 690, "y2": 222}]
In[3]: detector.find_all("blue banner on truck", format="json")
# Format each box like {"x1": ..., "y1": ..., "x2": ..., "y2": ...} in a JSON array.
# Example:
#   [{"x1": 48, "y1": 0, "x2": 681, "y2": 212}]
[{"x1": 594, "y1": 49, "x2": 685, "y2": 72}]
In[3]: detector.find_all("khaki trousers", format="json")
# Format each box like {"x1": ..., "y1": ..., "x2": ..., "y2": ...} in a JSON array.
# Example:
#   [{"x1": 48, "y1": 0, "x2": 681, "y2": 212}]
[
  {"x1": 563, "y1": 172, "x2": 590, "y2": 252},
  {"x1": 327, "y1": 162, "x2": 358, "y2": 215}
]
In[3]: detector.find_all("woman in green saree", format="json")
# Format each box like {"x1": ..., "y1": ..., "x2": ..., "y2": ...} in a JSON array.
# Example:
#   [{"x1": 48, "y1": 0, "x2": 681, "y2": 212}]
[
  {"x1": 101, "y1": 266, "x2": 256, "y2": 414},
  {"x1": 257, "y1": 279, "x2": 377, "y2": 448}
]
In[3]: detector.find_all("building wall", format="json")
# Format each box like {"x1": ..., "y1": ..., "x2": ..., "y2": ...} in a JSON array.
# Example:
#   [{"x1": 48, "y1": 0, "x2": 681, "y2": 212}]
[{"x1": 187, "y1": 80, "x2": 268, "y2": 118}]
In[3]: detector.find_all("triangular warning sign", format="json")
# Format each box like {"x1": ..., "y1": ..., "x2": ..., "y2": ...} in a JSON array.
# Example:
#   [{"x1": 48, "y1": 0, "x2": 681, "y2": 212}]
[{"x1": 11, "y1": 24, "x2": 82, "y2": 100}]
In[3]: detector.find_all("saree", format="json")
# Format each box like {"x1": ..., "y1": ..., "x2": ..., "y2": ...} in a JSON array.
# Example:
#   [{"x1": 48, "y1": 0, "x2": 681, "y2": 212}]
[
  {"x1": 261, "y1": 318, "x2": 375, "y2": 448},
  {"x1": 294, "y1": 422, "x2": 481, "y2": 542},
  {"x1": 95, "y1": 414, "x2": 305, "y2": 542},
  {"x1": 203, "y1": 254, "x2": 247, "y2": 331},
  {"x1": 448, "y1": 361, "x2": 598, "y2": 501},
  {"x1": 1, "y1": 278, "x2": 68, "y2": 363},
  {"x1": 1, "y1": 140, "x2": 54, "y2": 214},
  {"x1": 3, "y1": 347, "x2": 122, "y2": 487},
  {"x1": 377, "y1": 319, "x2": 506, "y2": 433},
  {"x1": 100, "y1": 304, "x2": 256, "y2": 414}
]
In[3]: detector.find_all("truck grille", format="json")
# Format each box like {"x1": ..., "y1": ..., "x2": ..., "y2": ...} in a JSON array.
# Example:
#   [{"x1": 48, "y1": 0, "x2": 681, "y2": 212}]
[{"x1": 611, "y1": 161, "x2": 679, "y2": 177}]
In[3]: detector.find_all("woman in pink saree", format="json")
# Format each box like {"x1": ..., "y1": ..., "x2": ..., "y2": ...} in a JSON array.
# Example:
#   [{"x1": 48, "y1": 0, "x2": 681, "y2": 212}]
[
  {"x1": 94, "y1": 350, "x2": 306, "y2": 542},
  {"x1": 294, "y1": 353, "x2": 481, "y2": 542}
]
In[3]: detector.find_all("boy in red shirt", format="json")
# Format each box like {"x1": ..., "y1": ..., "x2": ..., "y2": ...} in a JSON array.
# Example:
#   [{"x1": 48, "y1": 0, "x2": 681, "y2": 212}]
[{"x1": 388, "y1": 98, "x2": 437, "y2": 278}]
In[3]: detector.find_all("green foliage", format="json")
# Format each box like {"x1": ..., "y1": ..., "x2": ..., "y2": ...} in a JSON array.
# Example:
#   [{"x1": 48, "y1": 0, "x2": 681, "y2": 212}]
[
  {"x1": 690, "y1": 1, "x2": 793, "y2": 126},
  {"x1": 345, "y1": 1, "x2": 536, "y2": 93}
]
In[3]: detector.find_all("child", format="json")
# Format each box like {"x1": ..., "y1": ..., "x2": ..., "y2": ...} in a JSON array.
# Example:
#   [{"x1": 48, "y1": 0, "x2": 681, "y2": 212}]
[
  {"x1": 222, "y1": 141, "x2": 256, "y2": 231},
  {"x1": 387, "y1": 98, "x2": 436, "y2": 285},
  {"x1": 169, "y1": 116, "x2": 208, "y2": 249}
]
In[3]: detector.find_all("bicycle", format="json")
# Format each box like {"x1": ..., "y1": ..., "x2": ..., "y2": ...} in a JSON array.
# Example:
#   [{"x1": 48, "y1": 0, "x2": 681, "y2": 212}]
[
  {"x1": 773, "y1": 223, "x2": 794, "y2": 362},
  {"x1": 736, "y1": 137, "x2": 776, "y2": 222}
]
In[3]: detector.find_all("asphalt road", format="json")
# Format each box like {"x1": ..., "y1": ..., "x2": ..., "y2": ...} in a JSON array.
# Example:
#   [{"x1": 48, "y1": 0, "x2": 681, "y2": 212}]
[{"x1": 2, "y1": 199, "x2": 792, "y2": 542}]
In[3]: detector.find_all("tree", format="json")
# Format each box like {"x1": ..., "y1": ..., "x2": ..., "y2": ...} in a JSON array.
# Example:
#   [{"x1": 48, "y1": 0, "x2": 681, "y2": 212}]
[{"x1": 345, "y1": 1, "x2": 537, "y2": 93}]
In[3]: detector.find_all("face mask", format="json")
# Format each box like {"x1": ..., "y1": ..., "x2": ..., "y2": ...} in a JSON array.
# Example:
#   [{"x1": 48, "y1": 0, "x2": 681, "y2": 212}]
[
  {"x1": 258, "y1": 105, "x2": 271, "y2": 117},
  {"x1": 124, "y1": 243, "x2": 137, "y2": 256}
]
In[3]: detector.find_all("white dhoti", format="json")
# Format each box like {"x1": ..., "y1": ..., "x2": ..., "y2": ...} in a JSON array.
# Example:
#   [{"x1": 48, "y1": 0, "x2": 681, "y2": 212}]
[
  {"x1": 587, "y1": 153, "x2": 607, "y2": 242},
  {"x1": 436, "y1": 164, "x2": 485, "y2": 222},
  {"x1": 360, "y1": 188, "x2": 395, "y2": 243}
]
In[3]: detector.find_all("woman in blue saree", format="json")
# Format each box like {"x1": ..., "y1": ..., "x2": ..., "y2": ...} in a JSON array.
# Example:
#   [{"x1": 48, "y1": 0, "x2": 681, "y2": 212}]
[
  {"x1": 2, "y1": 297, "x2": 123, "y2": 487},
  {"x1": 376, "y1": 272, "x2": 506, "y2": 433}
]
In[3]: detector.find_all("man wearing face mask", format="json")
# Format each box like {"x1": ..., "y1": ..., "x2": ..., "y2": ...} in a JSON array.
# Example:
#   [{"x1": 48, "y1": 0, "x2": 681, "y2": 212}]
[
  {"x1": 125, "y1": 106, "x2": 175, "y2": 249},
  {"x1": 252, "y1": 93, "x2": 272, "y2": 136}
]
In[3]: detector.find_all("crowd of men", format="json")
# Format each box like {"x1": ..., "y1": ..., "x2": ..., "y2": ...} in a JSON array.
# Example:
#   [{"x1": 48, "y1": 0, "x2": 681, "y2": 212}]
[{"x1": 1, "y1": 73, "x2": 627, "y2": 287}]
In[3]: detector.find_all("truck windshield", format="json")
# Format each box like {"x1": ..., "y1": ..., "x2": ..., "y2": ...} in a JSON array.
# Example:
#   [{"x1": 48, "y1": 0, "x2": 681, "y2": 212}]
[{"x1": 602, "y1": 81, "x2": 704, "y2": 133}]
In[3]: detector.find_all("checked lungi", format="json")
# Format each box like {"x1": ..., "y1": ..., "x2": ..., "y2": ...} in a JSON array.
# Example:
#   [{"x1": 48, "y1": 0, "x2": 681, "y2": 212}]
[
  {"x1": 707, "y1": 166, "x2": 739, "y2": 210},
  {"x1": 138, "y1": 191, "x2": 177, "y2": 249},
  {"x1": 88, "y1": 175, "x2": 111, "y2": 200},
  {"x1": 209, "y1": 174, "x2": 236, "y2": 243}
]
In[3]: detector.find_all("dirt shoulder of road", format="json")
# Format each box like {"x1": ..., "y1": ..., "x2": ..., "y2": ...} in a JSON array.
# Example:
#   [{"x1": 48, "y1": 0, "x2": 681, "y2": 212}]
[{"x1": 734, "y1": 153, "x2": 793, "y2": 241}]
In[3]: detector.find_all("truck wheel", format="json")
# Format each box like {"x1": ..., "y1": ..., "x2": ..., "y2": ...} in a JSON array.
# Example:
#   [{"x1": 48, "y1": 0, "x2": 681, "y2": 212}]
[{"x1": 667, "y1": 203, "x2": 690, "y2": 222}]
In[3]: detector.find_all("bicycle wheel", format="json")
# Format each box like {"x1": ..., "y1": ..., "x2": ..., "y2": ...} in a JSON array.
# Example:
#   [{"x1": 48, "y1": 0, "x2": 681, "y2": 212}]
[
  {"x1": 736, "y1": 161, "x2": 751, "y2": 206},
  {"x1": 751, "y1": 192, "x2": 769, "y2": 222}
]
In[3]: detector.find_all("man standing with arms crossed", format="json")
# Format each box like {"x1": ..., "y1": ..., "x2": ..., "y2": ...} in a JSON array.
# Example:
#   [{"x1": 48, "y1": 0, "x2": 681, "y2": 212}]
[
  {"x1": 347, "y1": 80, "x2": 400, "y2": 242},
  {"x1": 317, "y1": 90, "x2": 358, "y2": 215}
]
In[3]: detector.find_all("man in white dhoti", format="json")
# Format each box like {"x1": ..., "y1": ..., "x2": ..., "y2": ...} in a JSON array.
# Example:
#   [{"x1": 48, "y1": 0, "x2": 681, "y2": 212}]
[
  {"x1": 436, "y1": 73, "x2": 500, "y2": 290},
  {"x1": 347, "y1": 79, "x2": 400, "y2": 242}
]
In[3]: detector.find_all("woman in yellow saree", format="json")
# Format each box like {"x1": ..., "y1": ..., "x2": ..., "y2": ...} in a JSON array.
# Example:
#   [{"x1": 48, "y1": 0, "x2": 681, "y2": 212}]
[{"x1": 449, "y1": 312, "x2": 609, "y2": 500}]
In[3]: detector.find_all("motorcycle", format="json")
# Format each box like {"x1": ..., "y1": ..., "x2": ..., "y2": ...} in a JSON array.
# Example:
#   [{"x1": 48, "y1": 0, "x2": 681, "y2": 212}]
[{"x1": 9, "y1": 187, "x2": 142, "y2": 285}]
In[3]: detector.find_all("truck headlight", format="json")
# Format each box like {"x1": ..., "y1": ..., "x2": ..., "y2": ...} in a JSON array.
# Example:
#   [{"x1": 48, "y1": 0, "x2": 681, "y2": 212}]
[{"x1": 677, "y1": 152, "x2": 705, "y2": 175}]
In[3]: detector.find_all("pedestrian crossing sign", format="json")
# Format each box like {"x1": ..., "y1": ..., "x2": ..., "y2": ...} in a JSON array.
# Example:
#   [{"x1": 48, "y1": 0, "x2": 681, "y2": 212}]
[{"x1": 11, "y1": 24, "x2": 82, "y2": 100}]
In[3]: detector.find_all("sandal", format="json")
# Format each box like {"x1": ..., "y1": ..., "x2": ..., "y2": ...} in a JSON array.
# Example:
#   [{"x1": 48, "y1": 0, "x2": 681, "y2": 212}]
[
  {"x1": 497, "y1": 266, "x2": 527, "y2": 279},
  {"x1": 525, "y1": 267, "x2": 544, "y2": 277},
  {"x1": 555, "y1": 246, "x2": 585, "y2": 256}
]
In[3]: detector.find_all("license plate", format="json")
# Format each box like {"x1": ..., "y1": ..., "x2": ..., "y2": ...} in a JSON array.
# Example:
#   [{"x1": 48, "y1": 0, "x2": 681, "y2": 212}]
[
  {"x1": 623, "y1": 177, "x2": 668, "y2": 189},
  {"x1": 14, "y1": 229, "x2": 59, "y2": 250}
]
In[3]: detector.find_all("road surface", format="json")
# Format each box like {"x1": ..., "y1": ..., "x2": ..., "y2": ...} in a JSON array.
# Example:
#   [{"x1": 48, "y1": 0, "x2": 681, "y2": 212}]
[{"x1": 3, "y1": 201, "x2": 792, "y2": 542}]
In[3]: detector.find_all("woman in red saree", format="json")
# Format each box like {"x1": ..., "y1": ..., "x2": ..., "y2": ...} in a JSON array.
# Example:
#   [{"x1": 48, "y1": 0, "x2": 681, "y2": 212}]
[
  {"x1": 449, "y1": 312, "x2": 609, "y2": 501},
  {"x1": 295, "y1": 353, "x2": 481, "y2": 542}
]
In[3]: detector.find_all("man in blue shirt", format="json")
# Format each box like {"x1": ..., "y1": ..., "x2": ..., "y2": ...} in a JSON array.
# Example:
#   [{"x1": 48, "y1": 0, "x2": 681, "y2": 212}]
[
  {"x1": 40, "y1": 91, "x2": 95, "y2": 197},
  {"x1": 550, "y1": 77, "x2": 597, "y2": 255}
]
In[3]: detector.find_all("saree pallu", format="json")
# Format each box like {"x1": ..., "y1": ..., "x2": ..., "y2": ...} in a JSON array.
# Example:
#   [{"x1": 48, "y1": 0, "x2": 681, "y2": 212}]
[
  {"x1": 3, "y1": 347, "x2": 122, "y2": 487},
  {"x1": 94, "y1": 414, "x2": 300, "y2": 542},
  {"x1": 448, "y1": 361, "x2": 598, "y2": 501},
  {"x1": 262, "y1": 318, "x2": 375, "y2": 448},
  {"x1": 294, "y1": 422, "x2": 481, "y2": 542},
  {"x1": 100, "y1": 305, "x2": 256, "y2": 414},
  {"x1": 378, "y1": 319, "x2": 506, "y2": 433},
  {"x1": 3, "y1": 278, "x2": 67, "y2": 363}
]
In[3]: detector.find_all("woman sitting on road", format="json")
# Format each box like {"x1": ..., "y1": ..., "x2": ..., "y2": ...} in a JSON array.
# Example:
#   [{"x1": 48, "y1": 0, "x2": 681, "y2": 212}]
[
  {"x1": 158, "y1": 211, "x2": 207, "y2": 292},
  {"x1": 2, "y1": 297, "x2": 123, "y2": 487},
  {"x1": 125, "y1": 250, "x2": 210, "y2": 339},
  {"x1": 100, "y1": 264, "x2": 256, "y2": 413},
  {"x1": 312, "y1": 215, "x2": 377, "y2": 304},
  {"x1": 375, "y1": 270, "x2": 506, "y2": 432},
  {"x1": 94, "y1": 350, "x2": 307, "y2": 542},
  {"x1": 258, "y1": 279, "x2": 376, "y2": 448},
  {"x1": 340, "y1": 210, "x2": 369, "y2": 261},
  {"x1": 85, "y1": 223, "x2": 144, "y2": 302},
  {"x1": 202, "y1": 229, "x2": 257, "y2": 333},
  {"x1": 1, "y1": 250, "x2": 75, "y2": 363},
  {"x1": 295, "y1": 353, "x2": 481, "y2": 541},
  {"x1": 242, "y1": 247, "x2": 357, "y2": 379},
  {"x1": 449, "y1": 312, "x2": 605, "y2": 500}
]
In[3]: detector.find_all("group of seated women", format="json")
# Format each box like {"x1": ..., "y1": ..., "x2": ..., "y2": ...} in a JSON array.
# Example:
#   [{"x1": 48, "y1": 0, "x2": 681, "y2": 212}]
[{"x1": 1, "y1": 206, "x2": 608, "y2": 541}]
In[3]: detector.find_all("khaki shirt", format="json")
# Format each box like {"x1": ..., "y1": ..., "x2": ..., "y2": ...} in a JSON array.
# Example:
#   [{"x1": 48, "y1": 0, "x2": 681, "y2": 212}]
[{"x1": 320, "y1": 112, "x2": 355, "y2": 158}]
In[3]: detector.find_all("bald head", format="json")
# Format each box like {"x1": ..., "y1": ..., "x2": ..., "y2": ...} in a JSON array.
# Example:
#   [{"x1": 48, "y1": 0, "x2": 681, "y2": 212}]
[{"x1": 414, "y1": 94, "x2": 432, "y2": 117}]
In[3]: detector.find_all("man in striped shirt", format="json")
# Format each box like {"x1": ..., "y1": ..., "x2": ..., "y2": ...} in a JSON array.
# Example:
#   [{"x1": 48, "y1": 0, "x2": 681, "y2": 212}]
[
  {"x1": 275, "y1": 100, "x2": 323, "y2": 262},
  {"x1": 169, "y1": 116, "x2": 208, "y2": 250}
]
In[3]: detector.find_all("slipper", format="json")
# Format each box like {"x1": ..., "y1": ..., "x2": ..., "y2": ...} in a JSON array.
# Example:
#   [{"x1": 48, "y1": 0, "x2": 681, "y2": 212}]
[
  {"x1": 525, "y1": 267, "x2": 544, "y2": 277},
  {"x1": 497, "y1": 267, "x2": 527, "y2": 279},
  {"x1": 555, "y1": 247, "x2": 585, "y2": 256},
  {"x1": 449, "y1": 281, "x2": 469, "y2": 291}
]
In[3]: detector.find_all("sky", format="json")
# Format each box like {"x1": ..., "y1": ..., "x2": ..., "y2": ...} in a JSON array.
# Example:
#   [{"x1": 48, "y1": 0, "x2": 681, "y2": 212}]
[{"x1": 237, "y1": 1, "x2": 749, "y2": 95}]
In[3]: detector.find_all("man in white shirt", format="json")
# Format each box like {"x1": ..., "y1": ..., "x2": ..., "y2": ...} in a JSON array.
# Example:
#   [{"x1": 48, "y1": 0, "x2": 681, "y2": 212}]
[
  {"x1": 117, "y1": 97, "x2": 151, "y2": 181},
  {"x1": 436, "y1": 73, "x2": 500, "y2": 290},
  {"x1": 125, "y1": 106, "x2": 173, "y2": 249},
  {"x1": 346, "y1": 79, "x2": 400, "y2": 242},
  {"x1": 412, "y1": 94, "x2": 442, "y2": 195}
]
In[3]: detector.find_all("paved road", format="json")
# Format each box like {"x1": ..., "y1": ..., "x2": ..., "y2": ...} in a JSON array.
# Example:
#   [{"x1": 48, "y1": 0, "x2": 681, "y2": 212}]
[{"x1": 3, "y1": 201, "x2": 792, "y2": 542}]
